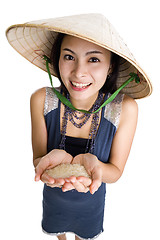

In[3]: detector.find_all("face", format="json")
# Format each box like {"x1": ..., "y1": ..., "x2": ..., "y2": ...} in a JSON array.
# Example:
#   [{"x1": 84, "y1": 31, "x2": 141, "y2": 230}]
[{"x1": 59, "y1": 35, "x2": 111, "y2": 105}]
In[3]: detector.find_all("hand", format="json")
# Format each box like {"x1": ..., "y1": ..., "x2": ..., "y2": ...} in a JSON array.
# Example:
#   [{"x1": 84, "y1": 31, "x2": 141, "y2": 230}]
[
  {"x1": 62, "y1": 176, "x2": 92, "y2": 193},
  {"x1": 35, "y1": 149, "x2": 73, "y2": 185},
  {"x1": 62, "y1": 153, "x2": 102, "y2": 194}
]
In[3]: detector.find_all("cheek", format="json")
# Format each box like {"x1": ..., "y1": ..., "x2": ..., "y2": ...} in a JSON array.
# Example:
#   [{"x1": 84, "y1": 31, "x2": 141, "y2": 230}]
[
  {"x1": 59, "y1": 58, "x2": 72, "y2": 78},
  {"x1": 91, "y1": 67, "x2": 108, "y2": 84},
  {"x1": 100, "y1": 64, "x2": 110, "y2": 81}
]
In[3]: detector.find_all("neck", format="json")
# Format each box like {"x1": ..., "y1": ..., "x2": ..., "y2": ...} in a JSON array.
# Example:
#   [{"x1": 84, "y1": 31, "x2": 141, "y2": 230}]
[{"x1": 70, "y1": 93, "x2": 99, "y2": 111}]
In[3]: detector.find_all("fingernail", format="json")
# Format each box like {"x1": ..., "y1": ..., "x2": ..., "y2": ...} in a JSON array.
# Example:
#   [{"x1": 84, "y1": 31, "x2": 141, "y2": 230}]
[
  {"x1": 49, "y1": 179, "x2": 55, "y2": 184},
  {"x1": 65, "y1": 179, "x2": 70, "y2": 182},
  {"x1": 35, "y1": 176, "x2": 39, "y2": 182},
  {"x1": 91, "y1": 187, "x2": 97, "y2": 195},
  {"x1": 71, "y1": 179, "x2": 76, "y2": 183}
]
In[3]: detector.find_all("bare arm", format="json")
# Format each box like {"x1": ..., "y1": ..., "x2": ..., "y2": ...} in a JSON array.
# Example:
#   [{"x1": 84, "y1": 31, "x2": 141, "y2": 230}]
[
  {"x1": 30, "y1": 87, "x2": 48, "y2": 168},
  {"x1": 30, "y1": 88, "x2": 73, "y2": 185},
  {"x1": 99, "y1": 95, "x2": 138, "y2": 183}
]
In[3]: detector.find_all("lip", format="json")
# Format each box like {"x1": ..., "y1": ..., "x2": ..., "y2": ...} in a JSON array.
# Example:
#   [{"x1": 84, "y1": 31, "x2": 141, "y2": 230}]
[{"x1": 70, "y1": 81, "x2": 92, "y2": 91}]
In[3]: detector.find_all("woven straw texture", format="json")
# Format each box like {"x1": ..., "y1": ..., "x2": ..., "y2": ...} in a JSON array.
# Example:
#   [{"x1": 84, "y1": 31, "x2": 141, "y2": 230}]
[{"x1": 6, "y1": 13, "x2": 152, "y2": 99}]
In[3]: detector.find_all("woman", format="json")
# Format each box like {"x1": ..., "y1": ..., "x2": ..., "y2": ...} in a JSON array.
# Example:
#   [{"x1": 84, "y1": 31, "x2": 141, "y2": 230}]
[{"x1": 6, "y1": 13, "x2": 152, "y2": 240}]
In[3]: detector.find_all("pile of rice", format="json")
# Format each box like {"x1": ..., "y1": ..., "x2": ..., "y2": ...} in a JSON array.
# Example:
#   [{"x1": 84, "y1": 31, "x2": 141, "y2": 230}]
[{"x1": 46, "y1": 163, "x2": 90, "y2": 178}]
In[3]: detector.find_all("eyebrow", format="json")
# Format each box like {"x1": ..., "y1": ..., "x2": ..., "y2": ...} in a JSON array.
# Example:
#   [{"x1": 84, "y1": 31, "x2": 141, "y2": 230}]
[
  {"x1": 62, "y1": 48, "x2": 103, "y2": 55},
  {"x1": 85, "y1": 50, "x2": 103, "y2": 55},
  {"x1": 63, "y1": 48, "x2": 75, "y2": 54}
]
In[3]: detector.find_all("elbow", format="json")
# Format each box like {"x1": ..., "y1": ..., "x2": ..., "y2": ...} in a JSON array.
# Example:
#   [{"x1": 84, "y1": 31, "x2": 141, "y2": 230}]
[
  {"x1": 100, "y1": 161, "x2": 124, "y2": 184},
  {"x1": 112, "y1": 171, "x2": 122, "y2": 183},
  {"x1": 110, "y1": 172, "x2": 122, "y2": 183},
  {"x1": 108, "y1": 167, "x2": 123, "y2": 184}
]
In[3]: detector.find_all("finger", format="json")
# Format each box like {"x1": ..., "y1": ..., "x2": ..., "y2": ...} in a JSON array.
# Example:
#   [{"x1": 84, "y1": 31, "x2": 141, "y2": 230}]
[
  {"x1": 71, "y1": 179, "x2": 89, "y2": 193},
  {"x1": 77, "y1": 176, "x2": 92, "y2": 187},
  {"x1": 66, "y1": 176, "x2": 90, "y2": 192},
  {"x1": 64, "y1": 176, "x2": 77, "y2": 183},
  {"x1": 90, "y1": 168, "x2": 102, "y2": 194},
  {"x1": 62, "y1": 182, "x2": 75, "y2": 192},
  {"x1": 90, "y1": 179, "x2": 102, "y2": 194},
  {"x1": 41, "y1": 172, "x2": 55, "y2": 184},
  {"x1": 71, "y1": 154, "x2": 83, "y2": 164},
  {"x1": 63, "y1": 176, "x2": 91, "y2": 192},
  {"x1": 54, "y1": 178, "x2": 65, "y2": 185},
  {"x1": 46, "y1": 183, "x2": 62, "y2": 188},
  {"x1": 35, "y1": 157, "x2": 50, "y2": 181}
]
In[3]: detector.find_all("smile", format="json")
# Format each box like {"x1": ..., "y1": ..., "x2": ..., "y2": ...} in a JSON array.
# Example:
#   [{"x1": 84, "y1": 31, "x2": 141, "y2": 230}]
[{"x1": 71, "y1": 81, "x2": 91, "y2": 89}]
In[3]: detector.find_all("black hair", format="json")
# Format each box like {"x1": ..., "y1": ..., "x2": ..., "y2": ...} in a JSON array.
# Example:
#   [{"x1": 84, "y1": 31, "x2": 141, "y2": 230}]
[
  {"x1": 101, "y1": 53, "x2": 120, "y2": 93},
  {"x1": 50, "y1": 33, "x2": 120, "y2": 95}
]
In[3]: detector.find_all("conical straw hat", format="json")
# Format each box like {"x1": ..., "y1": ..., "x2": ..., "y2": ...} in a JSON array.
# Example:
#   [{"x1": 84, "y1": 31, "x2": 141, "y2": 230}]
[{"x1": 6, "y1": 13, "x2": 152, "y2": 99}]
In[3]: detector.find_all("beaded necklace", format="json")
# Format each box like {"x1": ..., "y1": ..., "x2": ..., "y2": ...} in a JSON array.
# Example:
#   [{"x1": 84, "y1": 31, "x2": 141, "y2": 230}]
[{"x1": 59, "y1": 91, "x2": 103, "y2": 153}]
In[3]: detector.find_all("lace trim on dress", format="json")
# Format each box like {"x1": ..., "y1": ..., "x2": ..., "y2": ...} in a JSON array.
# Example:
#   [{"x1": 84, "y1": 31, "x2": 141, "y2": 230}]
[
  {"x1": 42, "y1": 229, "x2": 103, "y2": 240},
  {"x1": 44, "y1": 87, "x2": 60, "y2": 116},
  {"x1": 104, "y1": 93, "x2": 124, "y2": 129}
]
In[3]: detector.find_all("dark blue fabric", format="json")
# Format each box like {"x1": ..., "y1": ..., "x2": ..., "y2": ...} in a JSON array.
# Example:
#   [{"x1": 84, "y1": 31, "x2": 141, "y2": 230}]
[{"x1": 42, "y1": 93, "x2": 117, "y2": 239}]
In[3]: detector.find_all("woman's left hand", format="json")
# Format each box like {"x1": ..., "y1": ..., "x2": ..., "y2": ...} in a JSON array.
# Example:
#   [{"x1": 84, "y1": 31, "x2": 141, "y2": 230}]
[{"x1": 62, "y1": 153, "x2": 102, "y2": 194}]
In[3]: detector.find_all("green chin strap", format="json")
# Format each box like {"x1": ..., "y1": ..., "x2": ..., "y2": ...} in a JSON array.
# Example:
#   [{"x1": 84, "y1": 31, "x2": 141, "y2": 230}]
[{"x1": 43, "y1": 55, "x2": 140, "y2": 114}]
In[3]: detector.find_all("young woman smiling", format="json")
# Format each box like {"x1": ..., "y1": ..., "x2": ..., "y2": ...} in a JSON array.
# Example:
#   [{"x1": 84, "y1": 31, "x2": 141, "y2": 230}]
[{"x1": 6, "y1": 13, "x2": 152, "y2": 240}]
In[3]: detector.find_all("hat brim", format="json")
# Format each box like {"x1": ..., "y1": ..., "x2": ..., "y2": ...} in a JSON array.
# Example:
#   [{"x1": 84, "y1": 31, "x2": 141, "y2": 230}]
[{"x1": 6, "y1": 14, "x2": 152, "y2": 99}]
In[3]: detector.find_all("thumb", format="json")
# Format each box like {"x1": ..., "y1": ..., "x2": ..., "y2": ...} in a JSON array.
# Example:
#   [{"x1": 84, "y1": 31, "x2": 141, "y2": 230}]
[
  {"x1": 34, "y1": 166, "x2": 42, "y2": 182},
  {"x1": 90, "y1": 167, "x2": 102, "y2": 194},
  {"x1": 34, "y1": 157, "x2": 49, "y2": 181}
]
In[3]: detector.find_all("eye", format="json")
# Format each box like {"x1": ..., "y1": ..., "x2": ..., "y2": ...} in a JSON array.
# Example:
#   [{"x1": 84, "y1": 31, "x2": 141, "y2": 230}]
[
  {"x1": 64, "y1": 54, "x2": 74, "y2": 61},
  {"x1": 89, "y1": 57, "x2": 100, "y2": 63}
]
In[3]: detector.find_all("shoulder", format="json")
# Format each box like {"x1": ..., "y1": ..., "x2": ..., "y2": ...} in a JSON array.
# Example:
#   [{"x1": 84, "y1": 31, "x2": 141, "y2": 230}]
[
  {"x1": 122, "y1": 95, "x2": 138, "y2": 118},
  {"x1": 30, "y1": 87, "x2": 46, "y2": 102},
  {"x1": 30, "y1": 87, "x2": 46, "y2": 114},
  {"x1": 30, "y1": 87, "x2": 61, "y2": 116},
  {"x1": 119, "y1": 95, "x2": 138, "y2": 129}
]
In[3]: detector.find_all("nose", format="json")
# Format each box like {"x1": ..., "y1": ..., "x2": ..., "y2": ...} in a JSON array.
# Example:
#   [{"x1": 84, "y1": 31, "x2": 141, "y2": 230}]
[{"x1": 73, "y1": 60, "x2": 87, "y2": 79}]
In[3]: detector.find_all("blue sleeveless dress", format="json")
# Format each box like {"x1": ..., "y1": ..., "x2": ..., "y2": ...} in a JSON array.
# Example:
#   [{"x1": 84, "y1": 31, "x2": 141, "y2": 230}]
[{"x1": 42, "y1": 87, "x2": 124, "y2": 239}]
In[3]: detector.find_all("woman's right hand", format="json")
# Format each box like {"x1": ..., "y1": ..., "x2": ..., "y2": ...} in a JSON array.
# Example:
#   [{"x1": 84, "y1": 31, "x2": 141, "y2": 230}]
[{"x1": 34, "y1": 149, "x2": 73, "y2": 185}]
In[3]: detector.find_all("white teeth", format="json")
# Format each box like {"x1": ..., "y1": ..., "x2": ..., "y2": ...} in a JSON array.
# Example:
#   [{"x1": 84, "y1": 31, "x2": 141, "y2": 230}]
[{"x1": 71, "y1": 81, "x2": 90, "y2": 88}]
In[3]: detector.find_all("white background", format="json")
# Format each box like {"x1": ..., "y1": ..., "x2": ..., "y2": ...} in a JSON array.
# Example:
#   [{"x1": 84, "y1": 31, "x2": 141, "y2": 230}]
[{"x1": 1, "y1": 0, "x2": 160, "y2": 239}]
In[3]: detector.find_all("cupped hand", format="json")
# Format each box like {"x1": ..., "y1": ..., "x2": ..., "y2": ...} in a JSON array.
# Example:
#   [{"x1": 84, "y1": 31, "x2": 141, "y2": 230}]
[
  {"x1": 62, "y1": 153, "x2": 102, "y2": 194},
  {"x1": 35, "y1": 149, "x2": 73, "y2": 184},
  {"x1": 72, "y1": 153, "x2": 102, "y2": 194},
  {"x1": 35, "y1": 151, "x2": 102, "y2": 195}
]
